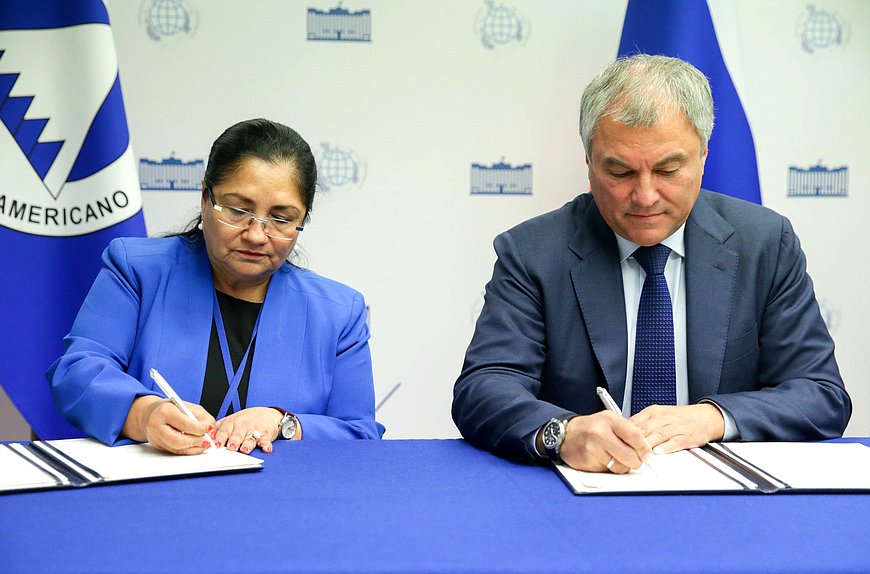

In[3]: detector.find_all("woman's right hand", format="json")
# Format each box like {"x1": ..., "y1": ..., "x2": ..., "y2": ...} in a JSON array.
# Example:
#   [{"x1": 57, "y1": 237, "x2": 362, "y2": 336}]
[{"x1": 123, "y1": 395, "x2": 217, "y2": 455}]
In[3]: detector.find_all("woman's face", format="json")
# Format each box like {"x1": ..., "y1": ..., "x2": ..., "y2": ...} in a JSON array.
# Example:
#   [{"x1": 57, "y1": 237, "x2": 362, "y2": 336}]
[{"x1": 200, "y1": 157, "x2": 307, "y2": 300}]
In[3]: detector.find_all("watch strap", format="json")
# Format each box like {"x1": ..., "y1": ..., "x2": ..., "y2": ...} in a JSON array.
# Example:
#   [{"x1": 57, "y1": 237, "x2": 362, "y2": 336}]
[{"x1": 270, "y1": 406, "x2": 298, "y2": 439}]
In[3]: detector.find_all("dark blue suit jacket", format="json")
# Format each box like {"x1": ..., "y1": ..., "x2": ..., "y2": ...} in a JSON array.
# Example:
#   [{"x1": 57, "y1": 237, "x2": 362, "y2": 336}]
[
  {"x1": 453, "y1": 190, "x2": 850, "y2": 461},
  {"x1": 48, "y1": 237, "x2": 384, "y2": 444}
]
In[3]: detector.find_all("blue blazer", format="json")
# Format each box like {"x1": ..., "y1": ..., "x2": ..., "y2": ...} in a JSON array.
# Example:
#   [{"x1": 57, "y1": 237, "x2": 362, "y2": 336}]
[
  {"x1": 453, "y1": 190, "x2": 851, "y2": 461},
  {"x1": 48, "y1": 237, "x2": 384, "y2": 444}
]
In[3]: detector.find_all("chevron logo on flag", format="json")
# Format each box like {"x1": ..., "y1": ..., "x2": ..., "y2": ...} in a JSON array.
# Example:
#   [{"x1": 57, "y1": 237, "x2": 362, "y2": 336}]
[{"x1": 0, "y1": 0, "x2": 146, "y2": 439}]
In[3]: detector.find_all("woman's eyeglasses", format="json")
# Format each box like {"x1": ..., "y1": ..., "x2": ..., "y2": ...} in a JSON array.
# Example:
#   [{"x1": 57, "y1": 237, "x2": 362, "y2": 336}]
[{"x1": 205, "y1": 186, "x2": 304, "y2": 241}]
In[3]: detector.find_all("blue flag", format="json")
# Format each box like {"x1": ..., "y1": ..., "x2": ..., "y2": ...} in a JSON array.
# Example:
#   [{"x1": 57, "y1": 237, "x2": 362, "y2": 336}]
[
  {"x1": 0, "y1": 0, "x2": 146, "y2": 439},
  {"x1": 618, "y1": 0, "x2": 762, "y2": 204}
]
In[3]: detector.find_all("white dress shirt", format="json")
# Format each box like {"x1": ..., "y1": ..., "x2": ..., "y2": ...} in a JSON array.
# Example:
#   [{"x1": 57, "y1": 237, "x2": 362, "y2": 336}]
[{"x1": 615, "y1": 225, "x2": 737, "y2": 440}]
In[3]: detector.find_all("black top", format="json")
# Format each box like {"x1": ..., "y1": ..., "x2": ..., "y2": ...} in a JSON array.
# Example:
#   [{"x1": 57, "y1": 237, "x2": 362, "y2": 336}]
[{"x1": 199, "y1": 290, "x2": 262, "y2": 418}]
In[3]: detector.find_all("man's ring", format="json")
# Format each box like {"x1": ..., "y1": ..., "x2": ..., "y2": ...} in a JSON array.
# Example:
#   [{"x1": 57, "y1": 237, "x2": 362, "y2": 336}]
[
  {"x1": 606, "y1": 456, "x2": 616, "y2": 470},
  {"x1": 245, "y1": 430, "x2": 261, "y2": 442}
]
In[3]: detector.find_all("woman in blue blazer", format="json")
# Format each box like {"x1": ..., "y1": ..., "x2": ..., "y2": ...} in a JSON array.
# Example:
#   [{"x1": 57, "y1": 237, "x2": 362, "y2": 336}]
[{"x1": 48, "y1": 119, "x2": 384, "y2": 455}]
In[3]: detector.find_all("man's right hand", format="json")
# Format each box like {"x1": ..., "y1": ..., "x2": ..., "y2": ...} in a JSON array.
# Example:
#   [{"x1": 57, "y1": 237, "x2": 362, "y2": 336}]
[{"x1": 557, "y1": 411, "x2": 653, "y2": 473}]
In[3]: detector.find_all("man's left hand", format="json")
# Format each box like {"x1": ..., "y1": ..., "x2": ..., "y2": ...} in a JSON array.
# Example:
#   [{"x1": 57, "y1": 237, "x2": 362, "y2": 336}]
[{"x1": 630, "y1": 403, "x2": 725, "y2": 454}]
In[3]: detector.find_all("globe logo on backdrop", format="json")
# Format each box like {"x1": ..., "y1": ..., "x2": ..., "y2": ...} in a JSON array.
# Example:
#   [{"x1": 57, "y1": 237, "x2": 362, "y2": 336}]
[
  {"x1": 482, "y1": 6, "x2": 518, "y2": 44},
  {"x1": 475, "y1": 1, "x2": 529, "y2": 50},
  {"x1": 317, "y1": 144, "x2": 366, "y2": 191},
  {"x1": 798, "y1": 5, "x2": 847, "y2": 53},
  {"x1": 139, "y1": 0, "x2": 199, "y2": 42}
]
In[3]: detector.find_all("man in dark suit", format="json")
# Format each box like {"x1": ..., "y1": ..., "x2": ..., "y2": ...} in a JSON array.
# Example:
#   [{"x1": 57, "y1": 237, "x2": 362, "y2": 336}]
[{"x1": 452, "y1": 54, "x2": 850, "y2": 473}]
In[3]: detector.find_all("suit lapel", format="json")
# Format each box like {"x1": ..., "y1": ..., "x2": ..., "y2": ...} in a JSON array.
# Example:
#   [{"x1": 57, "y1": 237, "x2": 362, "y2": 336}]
[
  {"x1": 684, "y1": 191, "x2": 738, "y2": 401},
  {"x1": 568, "y1": 199, "x2": 629, "y2": 405},
  {"x1": 247, "y1": 265, "x2": 307, "y2": 408},
  {"x1": 158, "y1": 242, "x2": 215, "y2": 402}
]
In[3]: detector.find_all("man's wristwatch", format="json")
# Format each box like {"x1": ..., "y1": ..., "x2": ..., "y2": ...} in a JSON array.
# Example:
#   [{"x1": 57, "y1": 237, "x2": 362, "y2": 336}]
[
  {"x1": 540, "y1": 414, "x2": 576, "y2": 463},
  {"x1": 276, "y1": 411, "x2": 299, "y2": 440}
]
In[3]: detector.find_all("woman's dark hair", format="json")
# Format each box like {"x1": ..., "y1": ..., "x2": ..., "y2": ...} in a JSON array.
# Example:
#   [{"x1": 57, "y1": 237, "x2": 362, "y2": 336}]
[{"x1": 168, "y1": 118, "x2": 317, "y2": 242}]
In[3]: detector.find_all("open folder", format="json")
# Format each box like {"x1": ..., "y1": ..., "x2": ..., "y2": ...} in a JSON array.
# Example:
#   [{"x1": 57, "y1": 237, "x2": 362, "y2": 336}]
[
  {"x1": 0, "y1": 438, "x2": 263, "y2": 494},
  {"x1": 555, "y1": 442, "x2": 870, "y2": 495}
]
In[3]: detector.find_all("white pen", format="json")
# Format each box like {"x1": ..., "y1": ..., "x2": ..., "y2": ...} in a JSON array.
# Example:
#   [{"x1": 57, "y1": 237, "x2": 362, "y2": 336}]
[
  {"x1": 149, "y1": 368, "x2": 217, "y2": 450},
  {"x1": 595, "y1": 386, "x2": 654, "y2": 473}
]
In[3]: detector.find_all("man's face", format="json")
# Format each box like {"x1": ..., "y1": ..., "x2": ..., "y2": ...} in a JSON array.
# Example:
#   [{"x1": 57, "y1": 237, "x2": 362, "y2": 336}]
[{"x1": 586, "y1": 108, "x2": 708, "y2": 247}]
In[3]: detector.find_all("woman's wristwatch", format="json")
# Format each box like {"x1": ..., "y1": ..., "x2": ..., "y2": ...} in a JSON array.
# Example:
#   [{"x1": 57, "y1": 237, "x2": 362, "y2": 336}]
[{"x1": 271, "y1": 407, "x2": 299, "y2": 440}]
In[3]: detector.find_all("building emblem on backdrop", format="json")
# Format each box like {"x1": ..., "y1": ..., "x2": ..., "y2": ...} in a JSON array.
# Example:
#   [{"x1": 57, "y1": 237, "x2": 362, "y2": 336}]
[
  {"x1": 471, "y1": 159, "x2": 532, "y2": 195},
  {"x1": 475, "y1": 1, "x2": 529, "y2": 50},
  {"x1": 787, "y1": 162, "x2": 848, "y2": 197},
  {"x1": 139, "y1": 155, "x2": 204, "y2": 191},
  {"x1": 317, "y1": 144, "x2": 366, "y2": 191},
  {"x1": 797, "y1": 5, "x2": 848, "y2": 53},
  {"x1": 0, "y1": 31, "x2": 141, "y2": 236},
  {"x1": 307, "y1": 4, "x2": 371, "y2": 42}
]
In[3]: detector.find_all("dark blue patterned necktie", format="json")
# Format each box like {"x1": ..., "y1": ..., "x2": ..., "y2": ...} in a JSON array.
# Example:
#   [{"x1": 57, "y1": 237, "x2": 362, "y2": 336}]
[{"x1": 631, "y1": 244, "x2": 676, "y2": 415}]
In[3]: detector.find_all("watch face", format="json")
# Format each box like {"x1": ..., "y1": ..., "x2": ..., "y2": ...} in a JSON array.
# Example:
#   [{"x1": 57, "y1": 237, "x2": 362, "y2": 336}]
[
  {"x1": 542, "y1": 420, "x2": 561, "y2": 449},
  {"x1": 281, "y1": 418, "x2": 297, "y2": 440}
]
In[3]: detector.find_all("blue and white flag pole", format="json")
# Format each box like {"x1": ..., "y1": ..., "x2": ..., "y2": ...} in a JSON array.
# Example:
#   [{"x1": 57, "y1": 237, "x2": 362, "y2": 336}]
[
  {"x1": 618, "y1": 0, "x2": 762, "y2": 205},
  {"x1": 0, "y1": 0, "x2": 146, "y2": 439}
]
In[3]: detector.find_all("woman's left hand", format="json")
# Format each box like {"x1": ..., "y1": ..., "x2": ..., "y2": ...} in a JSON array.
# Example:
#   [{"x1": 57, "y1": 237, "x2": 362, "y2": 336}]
[{"x1": 215, "y1": 407, "x2": 283, "y2": 454}]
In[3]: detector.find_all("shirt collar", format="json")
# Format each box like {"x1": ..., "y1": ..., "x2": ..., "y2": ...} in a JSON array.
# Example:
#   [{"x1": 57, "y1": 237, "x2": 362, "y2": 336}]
[{"x1": 614, "y1": 223, "x2": 687, "y2": 264}]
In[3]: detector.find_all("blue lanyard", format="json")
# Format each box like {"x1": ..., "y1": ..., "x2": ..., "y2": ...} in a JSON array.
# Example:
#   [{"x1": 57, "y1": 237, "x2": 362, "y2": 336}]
[{"x1": 213, "y1": 290, "x2": 262, "y2": 419}]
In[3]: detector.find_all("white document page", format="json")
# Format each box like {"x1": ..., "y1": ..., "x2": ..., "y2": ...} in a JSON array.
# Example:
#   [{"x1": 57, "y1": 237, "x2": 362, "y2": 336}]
[
  {"x1": 726, "y1": 442, "x2": 870, "y2": 490},
  {"x1": 45, "y1": 438, "x2": 263, "y2": 482},
  {"x1": 0, "y1": 445, "x2": 60, "y2": 492},
  {"x1": 555, "y1": 448, "x2": 745, "y2": 494}
]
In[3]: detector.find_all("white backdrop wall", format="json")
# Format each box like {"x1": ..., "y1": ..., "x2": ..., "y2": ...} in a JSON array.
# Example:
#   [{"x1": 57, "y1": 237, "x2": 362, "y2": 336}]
[{"x1": 60, "y1": 0, "x2": 864, "y2": 440}]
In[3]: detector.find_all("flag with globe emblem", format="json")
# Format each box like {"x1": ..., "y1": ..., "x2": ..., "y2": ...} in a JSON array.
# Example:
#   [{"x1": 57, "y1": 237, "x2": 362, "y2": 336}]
[
  {"x1": 618, "y1": 0, "x2": 762, "y2": 204},
  {"x1": 0, "y1": 0, "x2": 146, "y2": 439}
]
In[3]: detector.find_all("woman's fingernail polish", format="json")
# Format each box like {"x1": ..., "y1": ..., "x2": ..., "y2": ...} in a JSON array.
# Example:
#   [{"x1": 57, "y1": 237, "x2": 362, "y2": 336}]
[
  {"x1": 228, "y1": 443, "x2": 236, "y2": 450},
  {"x1": 208, "y1": 426, "x2": 214, "y2": 432},
  {"x1": 200, "y1": 440, "x2": 209, "y2": 448}
]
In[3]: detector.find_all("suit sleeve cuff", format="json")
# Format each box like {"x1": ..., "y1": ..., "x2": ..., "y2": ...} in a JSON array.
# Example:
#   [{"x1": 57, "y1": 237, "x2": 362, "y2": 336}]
[{"x1": 525, "y1": 427, "x2": 545, "y2": 459}]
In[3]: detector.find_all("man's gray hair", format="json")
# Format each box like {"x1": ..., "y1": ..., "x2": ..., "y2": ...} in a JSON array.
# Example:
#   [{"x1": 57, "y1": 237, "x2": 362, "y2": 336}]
[{"x1": 579, "y1": 54, "x2": 714, "y2": 157}]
